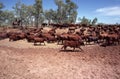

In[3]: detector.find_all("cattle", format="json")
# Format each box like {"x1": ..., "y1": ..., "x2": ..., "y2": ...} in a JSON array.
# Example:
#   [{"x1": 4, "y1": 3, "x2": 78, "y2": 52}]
[
  {"x1": 0, "y1": 32, "x2": 8, "y2": 40},
  {"x1": 8, "y1": 31, "x2": 26, "y2": 41},
  {"x1": 26, "y1": 35, "x2": 35, "y2": 42},
  {"x1": 105, "y1": 34, "x2": 119, "y2": 45},
  {"x1": 61, "y1": 40, "x2": 83, "y2": 51},
  {"x1": 68, "y1": 34, "x2": 82, "y2": 41},
  {"x1": 38, "y1": 32, "x2": 56, "y2": 43},
  {"x1": 9, "y1": 34, "x2": 19, "y2": 41},
  {"x1": 33, "y1": 37, "x2": 46, "y2": 45},
  {"x1": 46, "y1": 35, "x2": 56, "y2": 43},
  {"x1": 57, "y1": 33, "x2": 70, "y2": 44}
]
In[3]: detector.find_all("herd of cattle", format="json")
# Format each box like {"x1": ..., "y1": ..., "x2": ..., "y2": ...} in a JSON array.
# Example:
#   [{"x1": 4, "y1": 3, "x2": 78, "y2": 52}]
[{"x1": 0, "y1": 24, "x2": 120, "y2": 51}]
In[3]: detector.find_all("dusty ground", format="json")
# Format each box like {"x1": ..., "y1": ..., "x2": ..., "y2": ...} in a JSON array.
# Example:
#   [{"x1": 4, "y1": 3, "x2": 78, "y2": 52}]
[{"x1": 0, "y1": 39, "x2": 120, "y2": 79}]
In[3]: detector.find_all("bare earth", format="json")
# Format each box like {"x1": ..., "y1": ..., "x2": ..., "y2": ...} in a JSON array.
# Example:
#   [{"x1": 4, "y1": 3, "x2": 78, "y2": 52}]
[{"x1": 0, "y1": 39, "x2": 120, "y2": 79}]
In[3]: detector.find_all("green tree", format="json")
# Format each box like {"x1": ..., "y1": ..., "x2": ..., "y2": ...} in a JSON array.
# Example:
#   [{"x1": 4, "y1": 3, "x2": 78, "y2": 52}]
[
  {"x1": 0, "y1": 2, "x2": 4, "y2": 26},
  {"x1": 44, "y1": 9, "x2": 53, "y2": 24},
  {"x1": 12, "y1": 0, "x2": 21, "y2": 18},
  {"x1": 78, "y1": 16, "x2": 98, "y2": 26},
  {"x1": 26, "y1": 5, "x2": 35, "y2": 27},
  {"x1": 54, "y1": 0, "x2": 78, "y2": 23},
  {"x1": 92, "y1": 17, "x2": 97, "y2": 25},
  {"x1": 65, "y1": 0, "x2": 78, "y2": 23},
  {"x1": 0, "y1": 10, "x2": 14, "y2": 26},
  {"x1": 79, "y1": 16, "x2": 91, "y2": 25},
  {"x1": 13, "y1": 0, "x2": 36, "y2": 27},
  {"x1": 33, "y1": 0, "x2": 43, "y2": 28},
  {"x1": 0, "y1": 2, "x2": 4, "y2": 10},
  {"x1": 55, "y1": 0, "x2": 65, "y2": 23}
]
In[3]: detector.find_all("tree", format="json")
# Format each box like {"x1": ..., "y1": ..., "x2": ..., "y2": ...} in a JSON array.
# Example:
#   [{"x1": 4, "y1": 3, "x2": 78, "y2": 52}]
[
  {"x1": 0, "y1": 10, "x2": 14, "y2": 26},
  {"x1": 0, "y1": 2, "x2": 4, "y2": 26},
  {"x1": 44, "y1": 9, "x2": 53, "y2": 24},
  {"x1": 26, "y1": 5, "x2": 35, "y2": 27},
  {"x1": 78, "y1": 16, "x2": 98, "y2": 26},
  {"x1": 33, "y1": 0, "x2": 43, "y2": 28},
  {"x1": 0, "y1": 2, "x2": 4, "y2": 10},
  {"x1": 13, "y1": 0, "x2": 36, "y2": 27},
  {"x1": 54, "y1": 0, "x2": 65, "y2": 23},
  {"x1": 0, "y1": 3, "x2": 14, "y2": 26},
  {"x1": 79, "y1": 16, "x2": 91, "y2": 25},
  {"x1": 12, "y1": 0, "x2": 21, "y2": 18},
  {"x1": 65, "y1": 0, "x2": 78, "y2": 23},
  {"x1": 54, "y1": 0, "x2": 78, "y2": 24},
  {"x1": 92, "y1": 17, "x2": 97, "y2": 25}
]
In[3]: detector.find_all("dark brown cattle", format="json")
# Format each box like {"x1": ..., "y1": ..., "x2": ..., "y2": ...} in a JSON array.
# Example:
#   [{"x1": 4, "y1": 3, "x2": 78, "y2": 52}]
[
  {"x1": 57, "y1": 33, "x2": 70, "y2": 44},
  {"x1": 0, "y1": 32, "x2": 8, "y2": 40},
  {"x1": 46, "y1": 35, "x2": 56, "y2": 43},
  {"x1": 34, "y1": 37, "x2": 46, "y2": 45},
  {"x1": 26, "y1": 35, "x2": 35, "y2": 42},
  {"x1": 106, "y1": 34, "x2": 119, "y2": 45},
  {"x1": 9, "y1": 34, "x2": 19, "y2": 41},
  {"x1": 61, "y1": 40, "x2": 83, "y2": 51},
  {"x1": 68, "y1": 34, "x2": 82, "y2": 41},
  {"x1": 17, "y1": 33, "x2": 26, "y2": 40},
  {"x1": 39, "y1": 32, "x2": 56, "y2": 43}
]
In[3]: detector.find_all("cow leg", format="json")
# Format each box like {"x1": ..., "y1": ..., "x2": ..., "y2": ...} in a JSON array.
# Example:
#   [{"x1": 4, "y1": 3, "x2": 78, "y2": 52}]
[
  {"x1": 9, "y1": 38, "x2": 11, "y2": 41},
  {"x1": 39, "y1": 42, "x2": 41, "y2": 45},
  {"x1": 61, "y1": 46, "x2": 67, "y2": 50},
  {"x1": 62, "y1": 40, "x2": 64, "y2": 44},
  {"x1": 73, "y1": 47, "x2": 75, "y2": 51},
  {"x1": 78, "y1": 46, "x2": 83, "y2": 51},
  {"x1": 34, "y1": 41, "x2": 36, "y2": 45},
  {"x1": 64, "y1": 46, "x2": 67, "y2": 50},
  {"x1": 62, "y1": 46, "x2": 67, "y2": 50},
  {"x1": 44, "y1": 42, "x2": 46, "y2": 45},
  {"x1": 61, "y1": 46, "x2": 64, "y2": 49}
]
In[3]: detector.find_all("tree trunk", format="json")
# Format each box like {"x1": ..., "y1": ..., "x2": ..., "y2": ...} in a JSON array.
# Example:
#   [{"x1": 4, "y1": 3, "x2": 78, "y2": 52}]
[{"x1": 35, "y1": 16, "x2": 39, "y2": 28}]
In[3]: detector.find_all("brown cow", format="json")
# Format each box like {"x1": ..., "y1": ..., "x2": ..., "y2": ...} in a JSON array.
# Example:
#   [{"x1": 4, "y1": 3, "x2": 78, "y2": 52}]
[
  {"x1": 0, "y1": 32, "x2": 8, "y2": 40},
  {"x1": 9, "y1": 34, "x2": 19, "y2": 41},
  {"x1": 61, "y1": 40, "x2": 83, "y2": 51},
  {"x1": 34, "y1": 37, "x2": 46, "y2": 45}
]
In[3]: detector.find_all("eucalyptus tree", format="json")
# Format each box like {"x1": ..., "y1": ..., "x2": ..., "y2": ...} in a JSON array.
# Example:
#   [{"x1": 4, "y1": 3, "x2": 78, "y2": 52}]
[
  {"x1": 20, "y1": 4, "x2": 28, "y2": 26},
  {"x1": 65, "y1": 0, "x2": 78, "y2": 23},
  {"x1": 78, "y1": 16, "x2": 98, "y2": 26},
  {"x1": 26, "y1": 5, "x2": 35, "y2": 27},
  {"x1": 2, "y1": 10, "x2": 14, "y2": 25},
  {"x1": 44, "y1": 9, "x2": 53, "y2": 24},
  {"x1": 12, "y1": 0, "x2": 21, "y2": 19},
  {"x1": 0, "y1": 2, "x2": 4, "y2": 26},
  {"x1": 79, "y1": 16, "x2": 91, "y2": 25},
  {"x1": 54, "y1": 0, "x2": 78, "y2": 23},
  {"x1": 0, "y1": 2, "x2": 4, "y2": 12},
  {"x1": 20, "y1": 4, "x2": 35, "y2": 27},
  {"x1": 0, "y1": 2, "x2": 14, "y2": 26},
  {"x1": 92, "y1": 17, "x2": 98, "y2": 25},
  {"x1": 33, "y1": 0, "x2": 43, "y2": 28},
  {"x1": 54, "y1": 0, "x2": 65, "y2": 23}
]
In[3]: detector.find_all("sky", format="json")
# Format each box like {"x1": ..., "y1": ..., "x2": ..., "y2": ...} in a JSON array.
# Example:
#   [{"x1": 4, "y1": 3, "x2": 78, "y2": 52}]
[{"x1": 0, "y1": 0, "x2": 120, "y2": 24}]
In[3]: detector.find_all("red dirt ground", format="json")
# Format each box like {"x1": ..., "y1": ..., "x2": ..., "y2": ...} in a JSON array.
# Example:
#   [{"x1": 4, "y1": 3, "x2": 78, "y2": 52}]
[{"x1": 0, "y1": 39, "x2": 120, "y2": 79}]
